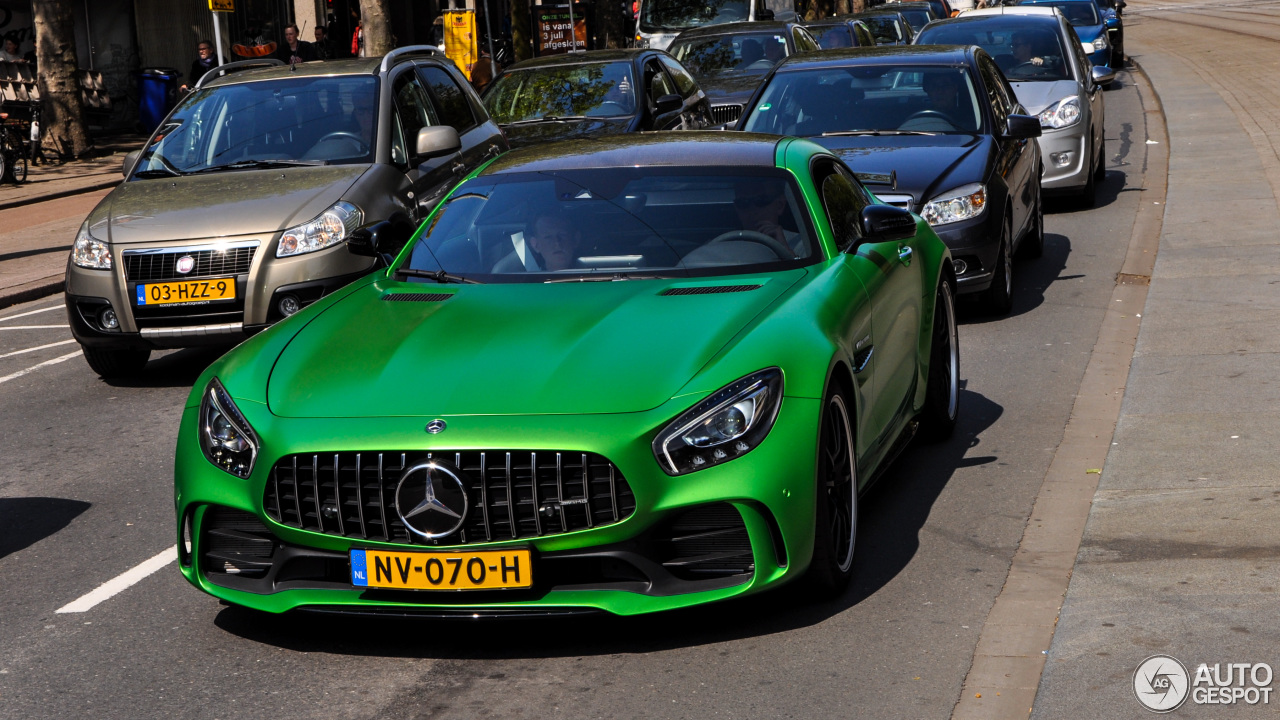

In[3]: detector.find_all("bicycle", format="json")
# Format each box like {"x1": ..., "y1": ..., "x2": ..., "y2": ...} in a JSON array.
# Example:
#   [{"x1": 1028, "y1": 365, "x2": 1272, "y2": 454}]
[{"x1": 0, "y1": 113, "x2": 28, "y2": 184}]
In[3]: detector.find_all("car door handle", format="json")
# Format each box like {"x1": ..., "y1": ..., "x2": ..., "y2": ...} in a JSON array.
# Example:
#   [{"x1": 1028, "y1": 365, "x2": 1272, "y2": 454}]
[
  {"x1": 451, "y1": 161, "x2": 467, "y2": 175},
  {"x1": 898, "y1": 246, "x2": 913, "y2": 265}
]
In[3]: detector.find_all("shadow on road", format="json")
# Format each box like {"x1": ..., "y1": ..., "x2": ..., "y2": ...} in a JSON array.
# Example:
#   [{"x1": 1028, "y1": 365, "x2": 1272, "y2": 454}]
[
  {"x1": 0, "y1": 497, "x2": 91, "y2": 560},
  {"x1": 960, "y1": 232, "x2": 1071, "y2": 324},
  {"x1": 103, "y1": 346, "x2": 226, "y2": 389},
  {"x1": 211, "y1": 387, "x2": 1004, "y2": 660}
]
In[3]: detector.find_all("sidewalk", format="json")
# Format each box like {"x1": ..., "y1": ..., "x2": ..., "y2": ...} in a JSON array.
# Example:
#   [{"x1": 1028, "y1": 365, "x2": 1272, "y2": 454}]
[{"x1": 0, "y1": 134, "x2": 141, "y2": 211}]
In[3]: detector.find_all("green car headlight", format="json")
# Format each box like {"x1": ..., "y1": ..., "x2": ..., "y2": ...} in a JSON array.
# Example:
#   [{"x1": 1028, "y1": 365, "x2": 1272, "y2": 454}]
[
  {"x1": 199, "y1": 378, "x2": 260, "y2": 479},
  {"x1": 653, "y1": 368, "x2": 783, "y2": 476}
]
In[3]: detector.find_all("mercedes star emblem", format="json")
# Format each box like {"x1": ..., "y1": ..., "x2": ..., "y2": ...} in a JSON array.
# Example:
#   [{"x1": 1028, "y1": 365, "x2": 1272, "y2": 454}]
[
  {"x1": 175, "y1": 255, "x2": 195, "y2": 274},
  {"x1": 425, "y1": 419, "x2": 447, "y2": 434},
  {"x1": 394, "y1": 461, "x2": 469, "y2": 539}
]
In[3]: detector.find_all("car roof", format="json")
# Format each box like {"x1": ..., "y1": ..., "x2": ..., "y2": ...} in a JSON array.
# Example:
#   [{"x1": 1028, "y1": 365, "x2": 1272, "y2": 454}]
[
  {"x1": 845, "y1": 9, "x2": 910, "y2": 18},
  {"x1": 775, "y1": 44, "x2": 972, "y2": 71},
  {"x1": 883, "y1": 2, "x2": 935, "y2": 9},
  {"x1": 483, "y1": 133, "x2": 787, "y2": 174},
  {"x1": 504, "y1": 48, "x2": 650, "y2": 71},
  {"x1": 672, "y1": 21, "x2": 798, "y2": 40},
  {"x1": 921, "y1": 13, "x2": 1063, "y2": 32},
  {"x1": 962, "y1": 6, "x2": 1059, "y2": 17},
  {"x1": 202, "y1": 57, "x2": 385, "y2": 88}
]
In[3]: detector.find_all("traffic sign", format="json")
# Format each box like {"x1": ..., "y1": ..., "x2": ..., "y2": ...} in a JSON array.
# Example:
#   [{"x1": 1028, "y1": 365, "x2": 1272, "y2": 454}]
[{"x1": 209, "y1": 0, "x2": 234, "y2": 11}]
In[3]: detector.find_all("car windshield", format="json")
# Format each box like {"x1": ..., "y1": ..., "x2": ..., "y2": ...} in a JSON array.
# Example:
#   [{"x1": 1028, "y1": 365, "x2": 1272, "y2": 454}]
[
  {"x1": 132, "y1": 76, "x2": 378, "y2": 176},
  {"x1": 670, "y1": 33, "x2": 791, "y2": 79},
  {"x1": 1022, "y1": 1, "x2": 1100, "y2": 25},
  {"x1": 861, "y1": 16, "x2": 907, "y2": 43},
  {"x1": 639, "y1": 0, "x2": 750, "y2": 33},
  {"x1": 398, "y1": 168, "x2": 818, "y2": 282},
  {"x1": 484, "y1": 62, "x2": 637, "y2": 122},
  {"x1": 915, "y1": 21, "x2": 1073, "y2": 82},
  {"x1": 897, "y1": 9, "x2": 934, "y2": 31},
  {"x1": 742, "y1": 64, "x2": 983, "y2": 135},
  {"x1": 810, "y1": 24, "x2": 855, "y2": 49}
]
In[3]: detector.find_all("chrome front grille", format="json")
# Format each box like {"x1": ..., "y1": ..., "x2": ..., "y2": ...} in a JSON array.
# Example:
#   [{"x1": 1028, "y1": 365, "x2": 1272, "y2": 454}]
[
  {"x1": 123, "y1": 243, "x2": 258, "y2": 282},
  {"x1": 264, "y1": 451, "x2": 636, "y2": 546},
  {"x1": 711, "y1": 104, "x2": 743, "y2": 125}
]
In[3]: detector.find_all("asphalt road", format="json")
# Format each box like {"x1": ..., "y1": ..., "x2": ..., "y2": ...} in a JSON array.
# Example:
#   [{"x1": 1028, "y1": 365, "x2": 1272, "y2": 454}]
[{"x1": 0, "y1": 69, "x2": 1153, "y2": 719}]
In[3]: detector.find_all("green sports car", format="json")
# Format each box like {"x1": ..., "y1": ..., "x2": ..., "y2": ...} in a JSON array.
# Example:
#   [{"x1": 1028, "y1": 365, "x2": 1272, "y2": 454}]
[{"x1": 174, "y1": 133, "x2": 959, "y2": 617}]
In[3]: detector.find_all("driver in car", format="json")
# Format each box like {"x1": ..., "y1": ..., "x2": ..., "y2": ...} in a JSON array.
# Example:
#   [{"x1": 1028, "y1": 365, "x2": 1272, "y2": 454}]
[
  {"x1": 1011, "y1": 30, "x2": 1049, "y2": 67},
  {"x1": 733, "y1": 181, "x2": 801, "y2": 257},
  {"x1": 922, "y1": 71, "x2": 963, "y2": 125},
  {"x1": 527, "y1": 211, "x2": 582, "y2": 271}
]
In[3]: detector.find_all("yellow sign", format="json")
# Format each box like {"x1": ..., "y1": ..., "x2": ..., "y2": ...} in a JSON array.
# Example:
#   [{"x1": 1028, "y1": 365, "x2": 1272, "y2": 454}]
[
  {"x1": 444, "y1": 10, "x2": 477, "y2": 80},
  {"x1": 209, "y1": 0, "x2": 234, "y2": 12}
]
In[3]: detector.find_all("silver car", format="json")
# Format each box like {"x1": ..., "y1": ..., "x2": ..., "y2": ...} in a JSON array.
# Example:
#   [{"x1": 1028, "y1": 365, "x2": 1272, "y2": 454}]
[{"x1": 915, "y1": 6, "x2": 1115, "y2": 204}]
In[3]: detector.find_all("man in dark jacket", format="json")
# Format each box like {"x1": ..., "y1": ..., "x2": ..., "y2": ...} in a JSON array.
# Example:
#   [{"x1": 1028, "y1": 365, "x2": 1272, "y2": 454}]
[{"x1": 275, "y1": 24, "x2": 316, "y2": 64}]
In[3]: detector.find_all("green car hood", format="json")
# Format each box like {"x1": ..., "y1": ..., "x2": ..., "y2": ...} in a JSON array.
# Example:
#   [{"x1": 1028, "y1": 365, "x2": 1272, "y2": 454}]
[
  {"x1": 267, "y1": 273, "x2": 803, "y2": 418},
  {"x1": 103, "y1": 165, "x2": 370, "y2": 244}
]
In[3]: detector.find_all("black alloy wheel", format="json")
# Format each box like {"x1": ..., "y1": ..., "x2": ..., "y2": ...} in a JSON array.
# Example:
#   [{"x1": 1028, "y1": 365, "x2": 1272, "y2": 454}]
[
  {"x1": 82, "y1": 346, "x2": 151, "y2": 378},
  {"x1": 920, "y1": 279, "x2": 959, "y2": 442},
  {"x1": 807, "y1": 387, "x2": 857, "y2": 596},
  {"x1": 982, "y1": 221, "x2": 1014, "y2": 315}
]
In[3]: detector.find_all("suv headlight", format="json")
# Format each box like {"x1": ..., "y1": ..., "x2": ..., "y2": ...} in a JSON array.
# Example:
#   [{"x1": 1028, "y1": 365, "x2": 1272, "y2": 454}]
[
  {"x1": 71, "y1": 222, "x2": 112, "y2": 270},
  {"x1": 199, "y1": 378, "x2": 260, "y2": 479},
  {"x1": 652, "y1": 368, "x2": 783, "y2": 476},
  {"x1": 921, "y1": 183, "x2": 986, "y2": 226},
  {"x1": 276, "y1": 201, "x2": 363, "y2": 257},
  {"x1": 1088, "y1": 35, "x2": 1108, "y2": 52},
  {"x1": 1037, "y1": 96, "x2": 1081, "y2": 129}
]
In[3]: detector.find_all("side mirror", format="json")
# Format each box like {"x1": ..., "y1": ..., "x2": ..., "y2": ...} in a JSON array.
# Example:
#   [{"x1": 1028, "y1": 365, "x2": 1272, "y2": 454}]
[
  {"x1": 1091, "y1": 65, "x2": 1117, "y2": 86},
  {"x1": 415, "y1": 126, "x2": 462, "y2": 160},
  {"x1": 859, "y1": 204, "x2": 916, "y2": 244},
  {"x1": 347, "y1": 213, "x2": 416, "y2": 260},
  {"x1": 1005, "y1": 114, "x2": 1042, "y2": 139},
  {"x1": 122, "y1": 150, "x2": 141, "y2": 177},
  {"x1": 654, "y1": 93, "x2": 683, "y2": 115}
]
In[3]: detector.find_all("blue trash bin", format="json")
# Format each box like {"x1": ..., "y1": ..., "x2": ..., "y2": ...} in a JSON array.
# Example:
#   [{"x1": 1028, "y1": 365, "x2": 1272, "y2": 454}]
[{"x1": 135, "y1": 67, "x2": 181, "y2": 134}]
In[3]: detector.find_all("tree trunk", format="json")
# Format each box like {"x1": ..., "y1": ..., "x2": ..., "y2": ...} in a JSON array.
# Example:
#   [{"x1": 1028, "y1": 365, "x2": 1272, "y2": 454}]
[
  {"x1": 33, "y1": 0, "x2": 90, "y2": 160},
  {"x1": 359, "y1": 0, "x2": 395, "y2": 56},
  {"x1": 512, "y1": 0, "x2": 533, "y2": 62},
  {"x1": 803, "y1": 0, "x2": 835, "y2": 21}
]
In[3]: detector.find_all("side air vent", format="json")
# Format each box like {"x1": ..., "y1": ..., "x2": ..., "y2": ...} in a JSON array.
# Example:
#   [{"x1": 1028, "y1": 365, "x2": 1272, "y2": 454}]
[
  {"x1": 381, "y1": 293, "x2": 454, "y2": 303},
  {"x1": 660, "y1": 285, "x2": 762, "y2": 296}
]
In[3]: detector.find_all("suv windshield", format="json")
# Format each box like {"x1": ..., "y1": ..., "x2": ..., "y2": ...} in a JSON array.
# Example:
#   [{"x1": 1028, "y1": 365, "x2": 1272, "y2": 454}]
[
  {"x1": 132, "y1": 75, "x2": 378, "y2": 177},
  {"x1": 744, "y1": 65, "x2": 983, "y2": 135},
  {"x1": 915, "y1": 21, "x2": 1073, "y2": 82},
  {"x1": 639, "y1": 0, "x2": 750, "y2": 33},
  {"x1": 1023, "y1": 1, "x2": 1100, "y2": 25},
  {"x1": 484, "y1": 62, "x2": 637, "y2": 123},
  {"x1": 399, "y1": 168, "x2": 817, "y2": 282},
  {"x1": 670, "y1": 33, "x2": 790, "y2": 78}
]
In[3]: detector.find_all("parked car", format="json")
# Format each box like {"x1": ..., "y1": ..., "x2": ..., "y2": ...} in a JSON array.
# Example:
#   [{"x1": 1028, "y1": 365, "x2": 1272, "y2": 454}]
[
  {"x1": 1017, "y1": 0, "x2": 1113, "y2": 68},
  {"x1": 883, "y1": 1, "x2": 942, "y2": 31},
  {"x1": 1083, "y1": 0, "x2": 1125, "y2": 65},
  {"x1": 65, "y1": 48, "x2": 508, "y2": 378},
  {"x1": 805, "y1": 18, "x2": 878, "y2": 49},
  {"x1": 738, "y1": 45, "x2": 1042, "y2": 313},
  {"x1": 845, "y1": 9, "x2": 917, "y2": 45},
  {"x1": 634, "y1": 0, "x2": 798, "y2": 51},
  {"x1": 173, "y1": 132, "x2": 959, "y2": 616},
  {"x1": 915, "y1": 10, "x2": 1115, "y2": 204},
  {"x1": 481, "y1": 49, "x2": 713, "y2": 150},
  {"x1": 668, "y1": 21, "x2": 820, "y2": 127}
]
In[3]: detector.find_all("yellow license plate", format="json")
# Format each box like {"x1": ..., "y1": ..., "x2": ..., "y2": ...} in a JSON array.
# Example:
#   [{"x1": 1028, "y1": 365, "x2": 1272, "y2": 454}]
[
  {"x1": 135, "y1": 278, "x2": 235, "y2": 306},
  {"x1": 350, "y1": 548, "x2": 533, "y2": 591}
]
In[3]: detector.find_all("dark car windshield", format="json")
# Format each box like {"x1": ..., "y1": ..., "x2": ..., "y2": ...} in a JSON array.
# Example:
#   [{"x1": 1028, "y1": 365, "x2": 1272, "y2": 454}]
[
  {"x1": 639, "y1": 0, "x2": 750, "y2": 33},
  {"x1": 897, "y1": 9, "x2": 935, "y2": 31},
  {"x1": 1020, "y1": 1, "x2": 1100, "y2": 25},
  {"x1": 670, "y1": 33, "x2": 791, "y2": 78},
  {"x1": 860, "y1": 16, "x2": 908, "y2": 43},
  {"x1": 398, "y1": 168, "x2": 818, "y2": 282},
  {"x1": 915, "y1": 20, "x2": 1073, "y2": 82},
  {"x1": 743, "y1": 64, "x2": 983, "y2": 135},
  {"x1": 809, "y1": 24, "x2": 855, "y2": 49},
  {"x1": 484, "y1": 62, "x2": 637, "y2": 123},
  {"x1": 133, "y1": 75, "x2": 377, "y2": 176}
]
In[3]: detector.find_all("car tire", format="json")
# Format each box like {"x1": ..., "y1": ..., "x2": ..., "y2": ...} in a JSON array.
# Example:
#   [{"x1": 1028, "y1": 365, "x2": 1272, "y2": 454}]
[
  {"x1": 1017, "y1": 182, "x2": 1045, "y2": 260},
  {"x1": 1079, "y1": 149, "x2": 1098, "y2": 208},
  {"x1": 1094, "y1": 136, "x2": 1106, "y2": 183},
  {"x1": 82, "y1": 345, "x2": 151, "y2": 378},
  {"x1": 806, "y1": 386, "x2": 857, "y2": 598},
  {"x1": 982, "y1": 222, "x2": 1014, "y2": 315},
  {"x1": 919, "y1": 279, "x2": 959, "y2": 442}
]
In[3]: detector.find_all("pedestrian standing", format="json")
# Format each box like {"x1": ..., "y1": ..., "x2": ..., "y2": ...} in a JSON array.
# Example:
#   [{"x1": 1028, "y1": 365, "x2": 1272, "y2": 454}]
[
  {"x1": 470, "y1": 48, "x2": 497, "y2": 94},
  {"x1": 179, "y1": 40, "x2": 217, "y2": 93},
  {"x1": 351, "y1": 12, "x2": 365, "y2": 58},
  {"x1": 275, "y1": 24, "x2": 316, "y2": 64},
  {"x1": 28, "y1": 109, "x2": 43, "y2": 166},
  {"x1": 0, "y1": 38, "x2": 24, "y2": 62},
  {"x1": 313, "y1": 25, "x2": 334, "y2": 60}
]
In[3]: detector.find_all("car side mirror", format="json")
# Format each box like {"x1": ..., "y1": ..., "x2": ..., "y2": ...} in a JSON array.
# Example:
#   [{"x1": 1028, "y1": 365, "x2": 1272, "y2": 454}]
[
  {"x1": 1091, "y1": 65, "x2": 1117, "y2": 86},
  {"x1": 347, "y1": 213, "x2": 416, "y2": 261},
  {"x1": 1005, "y1": 114, "x2": 1042, "y2": 139},
  {"x1": 122, "y1": 150, "x2": 141, "y2": 177},
  {"x1": 858, "y1": 204, "x2": 916, "y2": 245},
  {"x1": 415, "y1": 126, "x2": 462, "y2": 160},
  {"x1": 654, "y1": 93, "x2": 683, "y2": 115}
]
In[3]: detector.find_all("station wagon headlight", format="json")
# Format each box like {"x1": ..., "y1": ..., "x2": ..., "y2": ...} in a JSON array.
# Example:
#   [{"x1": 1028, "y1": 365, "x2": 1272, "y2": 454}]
[
  {"x1": 199, "y1": 378, "x2": 259, "y2": 479},
  {"x1": 1037, "y1": 96, "x2": 1081, "y2": 129},
  {"x1": 276, "y1": 201, "x2": 363, "y2": 257},
  {"x1": 653, "y1": 368, "x2": 783, "y2": 476},
  {"x1": 922, "y1": 183, "x2": 986, "y2": 226},
  {"x1": 71, "y1": 222, "x2": 113, "y2": 270}
]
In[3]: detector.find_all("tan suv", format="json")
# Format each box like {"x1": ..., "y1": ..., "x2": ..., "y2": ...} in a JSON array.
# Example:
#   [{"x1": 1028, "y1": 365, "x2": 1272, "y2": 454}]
[{"x1": 65, "y1": 47, "x2": 507, "y2": 377}]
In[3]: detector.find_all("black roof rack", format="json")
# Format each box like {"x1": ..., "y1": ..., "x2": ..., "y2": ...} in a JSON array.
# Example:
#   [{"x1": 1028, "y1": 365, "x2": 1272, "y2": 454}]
[{"x1": 196, "y1": 58, "x2": 285, "y2": 89}]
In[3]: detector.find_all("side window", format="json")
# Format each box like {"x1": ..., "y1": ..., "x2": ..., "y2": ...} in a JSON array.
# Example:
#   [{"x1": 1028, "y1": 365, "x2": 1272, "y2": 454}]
[
  {"x1": 815, "y1": 160, "x2": 867, "y2": 250},
  {"x1": 658, "y1": 55, "x2": 699, "y2": 99},
  {"x1": 391, "y1": 71, "x2": 439, "y2": 167},
  {"x1": 418, "y1": 65, "x2": 478, "y2": 133},
  {"x1": 979, "y1": 59, "x2": 1011, "y2": 129},
  {"x1": 646, "y1": 61, "x2": 677, "y2": 103},
  {"x1": 793, "y1": 28, "x2": 819, "y2": 54}
]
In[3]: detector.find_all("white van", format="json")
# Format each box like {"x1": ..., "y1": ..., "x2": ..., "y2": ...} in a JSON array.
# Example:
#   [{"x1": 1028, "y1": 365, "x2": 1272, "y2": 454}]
[{"x1": 635, "y1": 0, "x2": 797, "y2": 50}]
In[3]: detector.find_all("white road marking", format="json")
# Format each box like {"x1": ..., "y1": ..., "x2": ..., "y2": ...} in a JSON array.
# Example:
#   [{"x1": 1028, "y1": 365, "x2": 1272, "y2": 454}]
[
  {"x1": 0, "y1": 304, "x2": 63, "y2": 322},
  {"x1": 0, "y1": 325, "x2": 69, "y2": 330},
  {"x1": 56, "y1": 546, "x2": 178, "y2": 614},
  {"x1": 0, "y1": 339, "x2": 77, "y2": 360},
  {"x1": 0, "y1": 350, "x2": 83, "y2": 385}
]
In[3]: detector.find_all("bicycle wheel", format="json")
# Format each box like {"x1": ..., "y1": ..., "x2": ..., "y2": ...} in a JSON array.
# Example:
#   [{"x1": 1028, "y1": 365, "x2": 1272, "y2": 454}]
[
  {"x1": 0, "y1": 146, "x2": 8, "y2": 183},
  {"x1": 11, "y1": 151, "x2": 25, "y2": 183}
]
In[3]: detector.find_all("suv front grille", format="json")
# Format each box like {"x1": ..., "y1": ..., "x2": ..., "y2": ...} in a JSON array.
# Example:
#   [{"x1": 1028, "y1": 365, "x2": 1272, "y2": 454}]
[
  {"x1": 123, "y1": 245, "x2": 257, "y2": 282},
  {"x1": 264, "y1": 451, "x2": 636, "y2": 546},
  {"x1": 711, "y1": 104, "x2": 743, "y2": 125}
]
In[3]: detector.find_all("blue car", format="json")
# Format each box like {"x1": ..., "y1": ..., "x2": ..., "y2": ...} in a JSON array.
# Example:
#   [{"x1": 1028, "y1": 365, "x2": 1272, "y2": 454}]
[{"x1": 1017, "y1": 0, "x2": 1112, "y2": 68}]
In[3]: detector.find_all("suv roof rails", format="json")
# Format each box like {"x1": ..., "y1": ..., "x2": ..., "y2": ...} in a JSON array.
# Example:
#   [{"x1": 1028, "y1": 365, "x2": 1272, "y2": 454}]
[
  {"x1": 379, "y1": 45, "x2": 441, "y2": 73},
  {"x1": 196, "y1": 58, "x2": 286, "y2": 89}
]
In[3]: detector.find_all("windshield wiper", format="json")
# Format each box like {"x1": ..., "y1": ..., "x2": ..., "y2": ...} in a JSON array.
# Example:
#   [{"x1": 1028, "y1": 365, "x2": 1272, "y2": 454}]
[
  {"x1": 393, "y1": 267, "x2": 483, "y2": 284},
  {"x1": 544, "y1": 272, "x2": 677, "y2": 283},
  {"x1": 820, "y1": 130, "x2": 940, "y2": 137},
  {"x1": 505, "y1": 115, "x2": 590, "y2": 126},
  {"x1": 192, "y1": 159, "x2": 328, "y2": 174},
  {"x1": 132, "y1": 168, "x2": 182, "y2": 178}
]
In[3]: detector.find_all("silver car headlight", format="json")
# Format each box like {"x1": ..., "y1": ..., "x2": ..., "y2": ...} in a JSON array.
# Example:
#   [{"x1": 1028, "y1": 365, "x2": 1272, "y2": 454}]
[
  {"x1": 71, "y1": 222, "x2": 113, "y2": 270},
  {"x1": 921, "y1": 183, "x2": 986, "y2": 226},
  {"x1": 1037, "y1": 96, "x2": 1082, "y2": 129},
  {"x1": 199, "y1": 378, "x2": 260, "y2": 479},
  {"x1": 276, "y1": 201, "x2": 363, "y2": 257},
  {"x1": 1090, "y1": 35, "x2": 1108, "y2": 52},
  {"x1": 652, "y1": 368, "x2": 783, "y2": 476}
]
